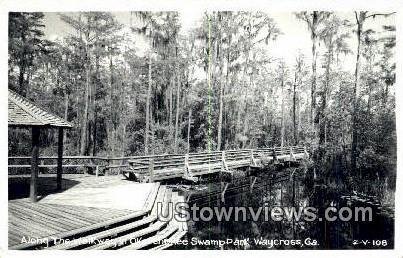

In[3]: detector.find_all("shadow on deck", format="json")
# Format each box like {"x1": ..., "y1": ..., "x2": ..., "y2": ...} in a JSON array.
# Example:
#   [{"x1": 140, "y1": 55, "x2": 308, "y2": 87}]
[
  {"x1": 8, "y1": 175, "x2": 187, "y2": 250},
  {"x1": 9, "y1": 175, "x2": 80, "y2": 200}
]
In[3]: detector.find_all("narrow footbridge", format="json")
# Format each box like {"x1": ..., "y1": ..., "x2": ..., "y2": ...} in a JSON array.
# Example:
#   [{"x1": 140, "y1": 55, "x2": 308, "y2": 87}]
[{"x1": 123, "y1": 146, "x2": 309, "y2": 182}]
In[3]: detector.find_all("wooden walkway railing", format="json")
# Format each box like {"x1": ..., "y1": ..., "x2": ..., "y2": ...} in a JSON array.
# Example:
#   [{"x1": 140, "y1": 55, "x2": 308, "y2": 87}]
[
  {"x1": 8, "y1": 156, "x2": 131, "y2": 176},
  {"x1": 8, "y1": 146, "x2": 309, "y2": 180},
  {"x1": 124, "y1": 146, "x2": 308, "y2": 182}
]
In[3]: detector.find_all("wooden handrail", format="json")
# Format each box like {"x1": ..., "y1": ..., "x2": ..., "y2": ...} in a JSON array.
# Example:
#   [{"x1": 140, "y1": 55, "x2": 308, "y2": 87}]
[
  {"x1": 8, "y1": 146, "x2": 303, "y2": 161},
  {"x1": 9, "y1": 146, "x2": 308, "y2": 171}
]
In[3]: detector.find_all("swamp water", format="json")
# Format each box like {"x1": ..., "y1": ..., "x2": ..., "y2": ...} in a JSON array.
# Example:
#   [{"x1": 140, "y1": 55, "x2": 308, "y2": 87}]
[{"x1": 169, "y1": 166, "x2": 394, "y2": 250}]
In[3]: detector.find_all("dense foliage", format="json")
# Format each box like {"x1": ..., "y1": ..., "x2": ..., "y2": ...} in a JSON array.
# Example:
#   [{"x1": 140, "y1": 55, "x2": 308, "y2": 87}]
[{"x1": 8, "y1": 11, "x2": 396, "y2": 195}]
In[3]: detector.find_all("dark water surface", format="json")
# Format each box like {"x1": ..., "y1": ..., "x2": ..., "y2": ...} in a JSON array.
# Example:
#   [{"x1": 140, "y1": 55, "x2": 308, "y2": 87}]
[{"x1": 170, "y1": 166, "x2": 394, "y2": 250}]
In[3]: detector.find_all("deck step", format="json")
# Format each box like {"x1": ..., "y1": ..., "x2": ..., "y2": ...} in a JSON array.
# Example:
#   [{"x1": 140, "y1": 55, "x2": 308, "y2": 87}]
[
  {"x1": 121, "y1": 191, "x2": 184, "y2": 250},
  {"x1": 86, "y1": 187, "x2": 173, "y2": 250},
  {"x1": 46, "y1": 215, "x2": 158, "y2": 250},
  {"x1": 15, "y1": 186, "x2": 187, "y2": 250},
  {"x1": 151, "y1": 192, "x2": 188, "y2": 250},
  {"x1": 10, "y1": 209, "x2": 147, "y2": 250},
  {"x1": 84, "y1": 220, "x2": 169, "y2": 250}
]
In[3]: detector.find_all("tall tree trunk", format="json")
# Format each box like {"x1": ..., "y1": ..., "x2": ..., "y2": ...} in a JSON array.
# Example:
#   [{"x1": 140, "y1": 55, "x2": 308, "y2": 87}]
[
  {"x1": 242, "y1": 103, "x2": 249, "y2": 148},
  {"x1": 217, "y1": 59, "x2": 224, "y2": 151},
  {"x1": 367, "y1": 58, "x2": 374, "y2": 116},
  {"x1": 18, "y1": 60, "x2": 26, "y2": 96},
  {"x1": 64, "y1": 89, "x2": 69, "y2": 146},
  {"x1": 18, "y1": 32, "x2": 27, "y2": 97},
  {"x1": 187, "y1": 108, "x2": 192, "y2": 153},
  {"x1": 241, "y1": 16, "x2": 252, "y2": 148},
  {"x1": 150, "y1": 103, "x2": 155, "y2": 155},
  {"x1": 80, "y1": 46, "x2": 90, "y2": 155},
  {"x1": 236, "y1": 105, "x2": 241, "y2": 146},
  {"x1": 281, "y1": 76, "x2": 285, "y2": 148},
  {"x1": 92, "y1": 33, "x2": 100, "y2": 156},
  {"x1": 169, "y1": 77, "x2": 173, "y2": 128},
  {"x1": 174, "y1": 65, "x2": 181, "y2": 153},
  {"x1": 319, "y1": 51, "x2": 332, "y2": 145},
  {"x1": 311, "y1": 12, "x2": 319, "y2": 128},
  {"x1": 122, "y1": 123, "x2": 126, "y2": 156},
  {"x1": 293, "y1": 72, "x2": 297, "y2": 145},
  {"x1": 383, "y1": 84, "x2": 389, "y2": 108},
  {"x1": 108, "y1": 52, "x2": 115, "y2": 156},
  {"x1": 169, "y1": 75, "x2": 174, "y2": 149},
  {"x1": 351, "y1": 12, "x2": 365, "y2": 174},
  {"x1": 144, "y1": 52, "x2": 152, "y2": 155},
  {"x1": 298, "y1": 93, "x2": 302, "y2": 140},
  {"x1": 367, "y1": 82, "x2": 372, "y2": 115}
]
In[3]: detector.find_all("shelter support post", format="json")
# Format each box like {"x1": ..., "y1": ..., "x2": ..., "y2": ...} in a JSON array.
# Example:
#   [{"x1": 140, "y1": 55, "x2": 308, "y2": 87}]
[
  {"x1": 30, "y1": 127, "x2": 40, "y2": 202},
  {"x1": 57, "y1": 128, "x2": 64, "y2": 191},
  {"x1": 149, "y1": 158, "x2": 154, "y2": 182}
]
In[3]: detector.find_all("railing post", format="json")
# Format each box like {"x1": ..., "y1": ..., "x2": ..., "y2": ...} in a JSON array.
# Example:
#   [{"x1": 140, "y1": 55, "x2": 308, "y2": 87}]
[
  {"x1": 56, "y1": 127, "x2": 64, "y2": 191},
  {"x1": 272, "y1": 147, "x2": 278, "y2": 163},
  {"x1": 105, "y1": 156, "x2": 110, "y2": 176},
  {"x1": 148, "y1": 158, "x2": 154, "y2": 183},
  {"x1": 290, "y1": 146, "x2": 295, "y2": 161},
  {"x1": 88, "y1": 157, "x2": 95, "y2": 175},
  {"x1": 250, "y1": 149, "x2": 256, "y2": 166},
  {"x1": 304, "y1": 146, "x2": 309, "y2": 159},
  {"x1": 221, "y1": 151, "x2": 228, "y2": 171},
  {"x1": 250, "y1": 176, "x2": 257, "y2": 193},
  {"x1": 30, "y1": 127, "x2": 40, "y2": 202},
  {"x1": 184, "y1": 154, "x2": 189, "y2": 178}
]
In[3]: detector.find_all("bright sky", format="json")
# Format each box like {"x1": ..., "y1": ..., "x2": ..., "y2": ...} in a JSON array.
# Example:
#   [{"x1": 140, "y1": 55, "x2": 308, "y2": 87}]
[{"x1": 43, "y1": 11, "x2": 395, "y2": 73}]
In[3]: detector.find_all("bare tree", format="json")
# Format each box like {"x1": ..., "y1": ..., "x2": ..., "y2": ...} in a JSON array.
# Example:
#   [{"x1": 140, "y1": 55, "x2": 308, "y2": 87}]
[{"x1": 296, "y1": 11, "x2": 330, "y2": 129}]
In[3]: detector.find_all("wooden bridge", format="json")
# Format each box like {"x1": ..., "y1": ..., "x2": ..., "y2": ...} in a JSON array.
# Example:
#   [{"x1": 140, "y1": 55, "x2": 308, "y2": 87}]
[
  {"x1": 123, "y1": 146, "x2": 308, "y2": 182},
  {"x1": 9, "y1": 146, "x2": 308, "y2": 182}
]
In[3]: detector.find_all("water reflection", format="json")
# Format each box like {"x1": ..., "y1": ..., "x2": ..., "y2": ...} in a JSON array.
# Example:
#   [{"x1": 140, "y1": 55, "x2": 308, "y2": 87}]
[{"x1": 173, "y1": 166, "x2": 394, "y2": 250}]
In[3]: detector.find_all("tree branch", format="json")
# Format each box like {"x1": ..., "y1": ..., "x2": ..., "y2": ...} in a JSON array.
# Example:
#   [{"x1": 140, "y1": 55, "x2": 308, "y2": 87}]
[{"x1": 365, "y1": 12, "x2": 396, "y2": 19}]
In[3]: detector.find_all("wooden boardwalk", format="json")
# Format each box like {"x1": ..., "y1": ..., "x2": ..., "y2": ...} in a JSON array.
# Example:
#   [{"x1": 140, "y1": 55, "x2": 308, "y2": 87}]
[
  {"x1": 8, "y1": 146, "x2": 308, "y2": 249},
  {"x1": 9, "y1": 199, "x2": 134, "y2": 247},
  {"x1": 9, "y1": 174, "x2": 187, "y2": 250},
  {"x1": 9, "y1": 175, "x2": 159, "y2": 249},
  {"x1": 123, "y1": 145, "x2": 308, "y2": 182}
]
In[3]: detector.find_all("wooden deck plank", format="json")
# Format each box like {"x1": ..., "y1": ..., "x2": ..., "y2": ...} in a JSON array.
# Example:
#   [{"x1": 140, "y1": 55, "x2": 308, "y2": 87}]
[
  {"x1": 142, "y1": 183, "x2": 160, "y2": 212},
  {"x1": 9, "y1": 209, "x2": 147, "y2": 250},
  {"x1": 151, "y1": 187, "x2": 167, "y2": 216},
  {"x1": 9, "y1": 205, "x2": 74, "y2": 231},
  {"x1": 42, "y1": 205, "x2": 113, "y2": 222},
  {"x1": 8, "y1": 233, "x2": 21, "y2": 244},
  {"x1": 10, "y1": 204, "x2": 85, "y2": 230},
  {"x1": 10, "y1": 208, "x2": 69, "y2": 232},
  {"x1": 9, "y1": 175, "x2": 157, "y2": 249},
  {"x1": 13, "y1": 201, "x2": 94, "y2": 225},
  {"x1": 9, "y1": 217, "x2": 58, "y2": 236}
]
